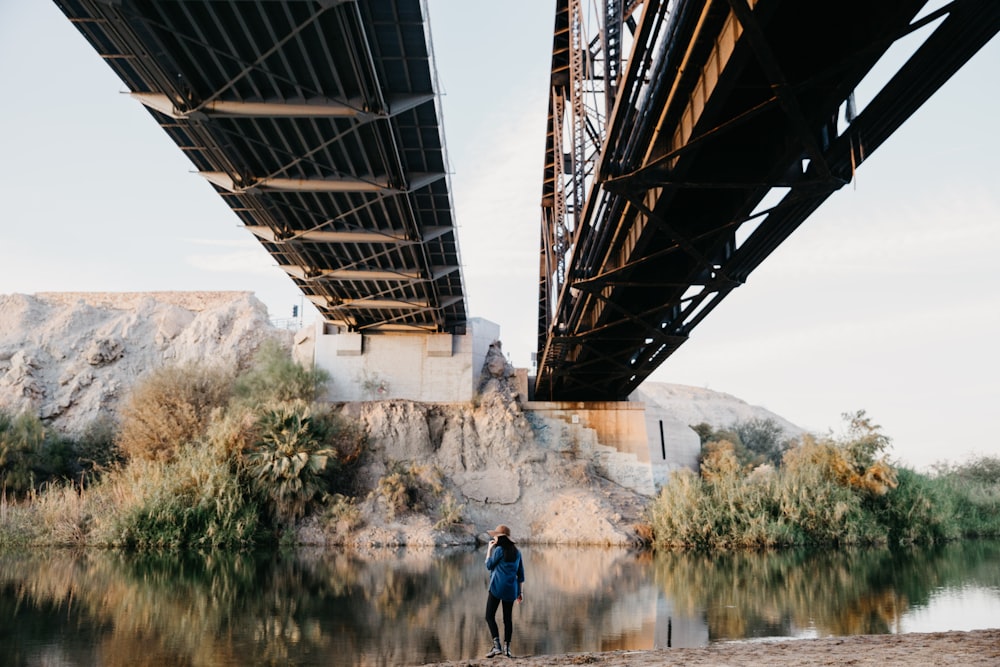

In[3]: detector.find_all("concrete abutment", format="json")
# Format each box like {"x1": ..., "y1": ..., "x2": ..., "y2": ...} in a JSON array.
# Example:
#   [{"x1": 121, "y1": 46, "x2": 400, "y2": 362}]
[{"x1": 310, "y1": 319, "x2": 699, "y2": 491}]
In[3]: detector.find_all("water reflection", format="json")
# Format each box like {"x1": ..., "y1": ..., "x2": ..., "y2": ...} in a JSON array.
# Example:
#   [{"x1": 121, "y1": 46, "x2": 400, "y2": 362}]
[{"x1": 1, "y1": 541, "x2": 998, "y2": 666}]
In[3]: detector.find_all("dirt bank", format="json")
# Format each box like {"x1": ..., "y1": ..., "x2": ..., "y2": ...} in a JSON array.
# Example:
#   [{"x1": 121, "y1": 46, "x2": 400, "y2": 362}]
[{"x1": 420, "y1": 629, "x2": 1000, "y2": 666}]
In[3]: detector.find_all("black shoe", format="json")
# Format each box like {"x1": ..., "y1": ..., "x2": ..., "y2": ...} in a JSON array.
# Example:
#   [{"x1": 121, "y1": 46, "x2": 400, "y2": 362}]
[
  {"x1": 504, "y1": 642, "x2": 512, "y2": 658},
  {"x1": 486, "y1": 638, "x2": 502, "y2": 658}
]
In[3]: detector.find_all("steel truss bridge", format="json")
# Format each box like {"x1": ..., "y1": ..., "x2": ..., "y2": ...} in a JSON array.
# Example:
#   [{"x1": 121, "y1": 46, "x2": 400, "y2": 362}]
[
  {"x1": 57, "y1": 0, "x2": 998, "y2": 400},
  {"x1": 58, "y1": 0, "x2": 467, "y2": 335}
]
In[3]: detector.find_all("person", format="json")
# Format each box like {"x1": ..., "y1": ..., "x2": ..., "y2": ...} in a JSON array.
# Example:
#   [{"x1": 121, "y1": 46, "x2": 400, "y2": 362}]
[{"x1": 483, "y1": 524, "x2": 524, "y2": 658}]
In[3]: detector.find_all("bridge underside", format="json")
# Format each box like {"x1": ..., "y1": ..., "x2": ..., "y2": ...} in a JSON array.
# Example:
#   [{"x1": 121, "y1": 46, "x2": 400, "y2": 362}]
[
  {"x1": 58, "y1": 0, "x2": 467, "y2": 334},
  {"x1": 535, "y1": 0, "x2": 999, "y2": 400}
]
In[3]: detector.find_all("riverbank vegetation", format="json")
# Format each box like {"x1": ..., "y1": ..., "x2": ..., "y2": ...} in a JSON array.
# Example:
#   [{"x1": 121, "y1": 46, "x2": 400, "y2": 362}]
[
  {"x1": 646, "y1": 412, "x2": 1000, "y2": 549},
  {"x1": 0, "y1": 342, "x2": 370, "y2": 549},
  {"x1": 4, "y1": 353, "x2": 1000, "y2": 551}
]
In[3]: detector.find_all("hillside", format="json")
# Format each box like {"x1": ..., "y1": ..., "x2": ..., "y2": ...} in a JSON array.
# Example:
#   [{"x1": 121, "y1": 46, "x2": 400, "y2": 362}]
[{"x1": 633, "y1": 382, "x2": 804, "y2": 439}]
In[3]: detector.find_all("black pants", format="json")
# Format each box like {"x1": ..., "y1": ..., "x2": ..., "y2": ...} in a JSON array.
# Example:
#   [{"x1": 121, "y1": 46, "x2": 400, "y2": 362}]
[{"x1": 485, "y1": 592, "x2": 514, "y2": 642}]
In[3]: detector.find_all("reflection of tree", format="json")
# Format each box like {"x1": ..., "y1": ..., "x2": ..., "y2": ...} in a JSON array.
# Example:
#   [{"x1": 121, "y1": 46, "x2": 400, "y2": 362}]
[
  {"x1": 651, "y1": 541, "x2": 1000, "y2": 640},
  {"x1": 2, "y1": 541, "x2": 997, "y2": 665}
]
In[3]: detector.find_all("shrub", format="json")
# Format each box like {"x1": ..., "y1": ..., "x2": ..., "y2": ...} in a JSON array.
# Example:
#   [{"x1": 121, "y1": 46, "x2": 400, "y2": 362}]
[
  {"x1": 0, "y1": 411, "x2": 47, "y2": 497},
  {"x1": 106, "y1": 441, "x2": 262, "y2": 550},
  {"x1": 779, "y1": 442, "x2": 881, "y2": 545},
  {"x1": 931, "y1": 456, "x2": 1000, "y2": 537},
  {"x1": 233, "y1": 339, "x2": 329, "y2": 406},
  {"x1": 243, "y1": 401, "x2": 337, "y2": 523},
  {"x1": 944, "y1": 455, "x2": 1000, "y2": 486},
  {"x1": 74, "y1": 415, "x2": 121, "y2": 480},
  {"x1": 648, "y1": 413, "x2": 903, "y2": 550},
  {"x1": 372, "y1": 463, "x2": 444, "y2": 520},
  {"x1": 868, "y1": 467, "x2": 956, "y2": 545},
  {"x1": 433, "y1": 492, "x2": 465, "y2": 530},
  {"x1": 692, "y1": 418, "x2": 791, "y2": 469},
  {"x1": 201, "y1": 405, "x2": 259, "y2": 461},
  {"x1": 323, "y1": 493, "x2": 363, "y2": 532},
  {"x1": 116, "y1": 364, "x2": 233, "y2": 462},
  {"x1": 733, "y1": 417, "x2": 792, "y2": 467}
]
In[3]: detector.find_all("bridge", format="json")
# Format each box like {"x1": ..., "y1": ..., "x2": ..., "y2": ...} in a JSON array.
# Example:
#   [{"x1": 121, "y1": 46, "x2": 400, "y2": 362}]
[
  {"x1": 57, "y1": 0, "x2": 466, "y2": 335},
  {"x1": 57, "y1": 0, "x2": 998, "y2": 402}
]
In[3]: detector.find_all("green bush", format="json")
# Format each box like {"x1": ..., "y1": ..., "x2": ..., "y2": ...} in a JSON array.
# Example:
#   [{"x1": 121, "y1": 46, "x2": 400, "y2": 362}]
[
  {"x1": 243, "y1": 401, "x2": 337, "y2": 524},
  {"x1": 932, "y1": 456, "x2": 1000, "y2": 537},
  {"x1": 0, "y1": 411, "x2": 47, "y2": 497},
  {"x1": 74, "y1": 415, "x2": 121, "y2": 480},
  {"x1": 116, "y1": 364, "x2": 233, "y2": 462},
  {"x1": 692, "y1": 417, "x2": 792, "y2": 468},
  {"x1": 647, "y1": 413, "x2": 901, "y2": 550},
  {"x1": 734, "y1": 417, "x2": 792, "y2": 467},
  {"x1": 868, "y1": 467, "x2": 956, "y2": 545},
  {"x1": 939, "y1": 455, "x2": 1000, "y2": 485},
  {"x1": 233, "y1": 339, "x2": 329, "y2": 407},
  {"x1": 108, "y1": 441, "x2": 262, "y2": 550}
]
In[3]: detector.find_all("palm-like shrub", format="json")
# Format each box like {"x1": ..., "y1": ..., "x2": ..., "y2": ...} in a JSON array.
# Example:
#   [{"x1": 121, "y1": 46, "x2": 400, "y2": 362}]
[
  {"x1": 116, "y1": 364, "x2": 233, "y2": 462},
  {"x1": 244, "y1": 401, "x2": 335, "y2": 523}
]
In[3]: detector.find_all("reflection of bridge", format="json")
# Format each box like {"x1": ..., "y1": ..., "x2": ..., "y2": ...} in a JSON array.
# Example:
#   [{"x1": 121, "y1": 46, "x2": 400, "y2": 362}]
[{"x1": 59, "y1": 1, "x2": 997, "y2": 402}]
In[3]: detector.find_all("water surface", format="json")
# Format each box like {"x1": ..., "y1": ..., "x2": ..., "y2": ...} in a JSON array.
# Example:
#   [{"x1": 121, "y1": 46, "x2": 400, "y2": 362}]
[{"x1": 1, "y1": 540, "x2": 998, "y2": 665}]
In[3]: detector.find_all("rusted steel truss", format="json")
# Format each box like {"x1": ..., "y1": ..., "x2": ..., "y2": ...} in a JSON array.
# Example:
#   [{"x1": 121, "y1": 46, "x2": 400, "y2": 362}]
[
  {"x1": 535, "y1": 0, "x2": 999, "y2": 400},
  {"x1": 57, "y1": 0, "x2": 467, "y2": 335}
]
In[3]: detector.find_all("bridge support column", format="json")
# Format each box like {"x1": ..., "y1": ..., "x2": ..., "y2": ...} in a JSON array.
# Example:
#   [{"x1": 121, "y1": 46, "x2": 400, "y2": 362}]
[
  {"x1": 522, "y1": 400, "x2": 656, "y2": 496},
  {"x1": 523, "y1": 398, "x2": 701, "y2": 495},
  {"x1": 311, "y1": 318, "x2": 499, "y2": 403}
]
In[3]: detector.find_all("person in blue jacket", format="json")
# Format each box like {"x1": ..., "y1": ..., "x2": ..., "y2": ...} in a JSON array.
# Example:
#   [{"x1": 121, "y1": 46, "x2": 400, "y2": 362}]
[{"x1": 483, "y1": 524, "x2": 524, "y2": 658}]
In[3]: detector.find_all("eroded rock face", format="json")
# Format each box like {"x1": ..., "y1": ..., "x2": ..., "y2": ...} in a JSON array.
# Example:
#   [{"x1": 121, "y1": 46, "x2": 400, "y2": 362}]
[
  {"x1": 324, "y1": 365, "x2": 653, "y2": 548},
  {"x1": 0, "y1": 292, "x2": 291, "y2": 432},
  {"x1": 85, "y1": 336, "x2": 124, "y2": 366}
]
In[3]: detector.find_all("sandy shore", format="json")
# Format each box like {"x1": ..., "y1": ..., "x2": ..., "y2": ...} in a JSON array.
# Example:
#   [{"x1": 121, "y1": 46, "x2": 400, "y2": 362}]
[{"x1": 420, "y1": 629, "x2": 1000, "y2": 666}]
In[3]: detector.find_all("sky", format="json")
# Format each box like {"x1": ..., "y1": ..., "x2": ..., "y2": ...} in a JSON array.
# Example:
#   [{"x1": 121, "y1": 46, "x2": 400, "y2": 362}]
[{"x1": 1, "y1": 2, "x2": 997, "y2": 471}]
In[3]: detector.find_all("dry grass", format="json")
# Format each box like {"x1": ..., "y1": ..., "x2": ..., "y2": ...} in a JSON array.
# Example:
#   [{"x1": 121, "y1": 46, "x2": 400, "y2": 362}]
[{"x1": 116, "y1": 363, "x2": 233, "y2": 462}]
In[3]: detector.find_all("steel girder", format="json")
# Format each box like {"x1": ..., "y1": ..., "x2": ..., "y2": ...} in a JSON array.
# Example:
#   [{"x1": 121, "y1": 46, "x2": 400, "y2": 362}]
[
  {"x1": 57, "y1": 0, "x2": 467, "y2": 334},
  {"x1": 534, "y1": 0, "x2": 1000, "y2": 400}
]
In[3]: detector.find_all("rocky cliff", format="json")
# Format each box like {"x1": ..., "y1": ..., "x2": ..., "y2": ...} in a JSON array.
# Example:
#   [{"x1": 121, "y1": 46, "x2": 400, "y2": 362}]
[{"x1": 0, "y1": 292, "x2": 292, "y2": 432}]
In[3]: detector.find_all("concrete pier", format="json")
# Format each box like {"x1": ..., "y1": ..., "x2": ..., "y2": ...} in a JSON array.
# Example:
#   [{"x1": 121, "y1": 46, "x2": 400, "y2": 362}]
[
  {"x1": 313, "y1": 317, "x2": 498, "y2": 403},
  {"x1": 311, "y1": 319, "x2": 699, "y2": 491}
]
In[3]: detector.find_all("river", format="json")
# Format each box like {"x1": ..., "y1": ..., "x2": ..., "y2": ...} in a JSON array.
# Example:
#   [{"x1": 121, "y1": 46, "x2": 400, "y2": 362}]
[{"x1": 2, "y1": 540, "x2": 998, "y2": 666}]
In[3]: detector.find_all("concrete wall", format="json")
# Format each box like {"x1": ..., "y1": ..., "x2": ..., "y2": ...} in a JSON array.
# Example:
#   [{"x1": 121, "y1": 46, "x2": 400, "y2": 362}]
[
  {"x1": 524, "y1": 400, "x2": 655, "y2": 496},
  {"x1": 314, "y1": 317, "x2": 499, "y2": 402},
  {"x1": 524, "y1": 399, "x2": 700, "y2": 493},
  {"x1": 641, "y1": 407, "x2": 702, "y2": 487}
]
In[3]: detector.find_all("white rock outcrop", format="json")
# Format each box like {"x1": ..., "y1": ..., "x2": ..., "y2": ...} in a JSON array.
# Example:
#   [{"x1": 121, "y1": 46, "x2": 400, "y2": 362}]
[{"x1": 0, "y1": 292, "x2": 291, "y2": 433}]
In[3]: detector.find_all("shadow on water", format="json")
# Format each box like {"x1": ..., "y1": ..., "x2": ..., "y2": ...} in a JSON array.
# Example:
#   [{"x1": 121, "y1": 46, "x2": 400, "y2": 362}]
[{"x1": 1, "y1": 541, "x2": 998, "y2": 666}]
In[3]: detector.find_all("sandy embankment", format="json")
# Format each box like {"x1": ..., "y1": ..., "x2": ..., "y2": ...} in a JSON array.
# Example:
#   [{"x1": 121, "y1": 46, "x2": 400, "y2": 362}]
[{"x1": 421, "y1": 629, "x2": 1000, "y2": 666}]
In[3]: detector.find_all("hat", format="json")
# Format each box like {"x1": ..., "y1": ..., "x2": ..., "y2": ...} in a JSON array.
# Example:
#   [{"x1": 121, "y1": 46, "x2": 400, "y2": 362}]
[{"x1": 487, "y1": 524, "x2": 514, "y2": 542}]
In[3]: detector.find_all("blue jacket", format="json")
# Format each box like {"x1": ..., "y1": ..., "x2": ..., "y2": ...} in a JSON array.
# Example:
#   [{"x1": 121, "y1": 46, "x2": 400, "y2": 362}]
[{"x1": 486, "y1": 544, "x2": 524, "y2": 602}]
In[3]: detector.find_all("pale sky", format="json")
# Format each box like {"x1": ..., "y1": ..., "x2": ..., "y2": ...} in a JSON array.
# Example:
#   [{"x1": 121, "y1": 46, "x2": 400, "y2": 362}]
[{"x1": 1, "y1": 2, "x2": 997, "y2": 471}]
